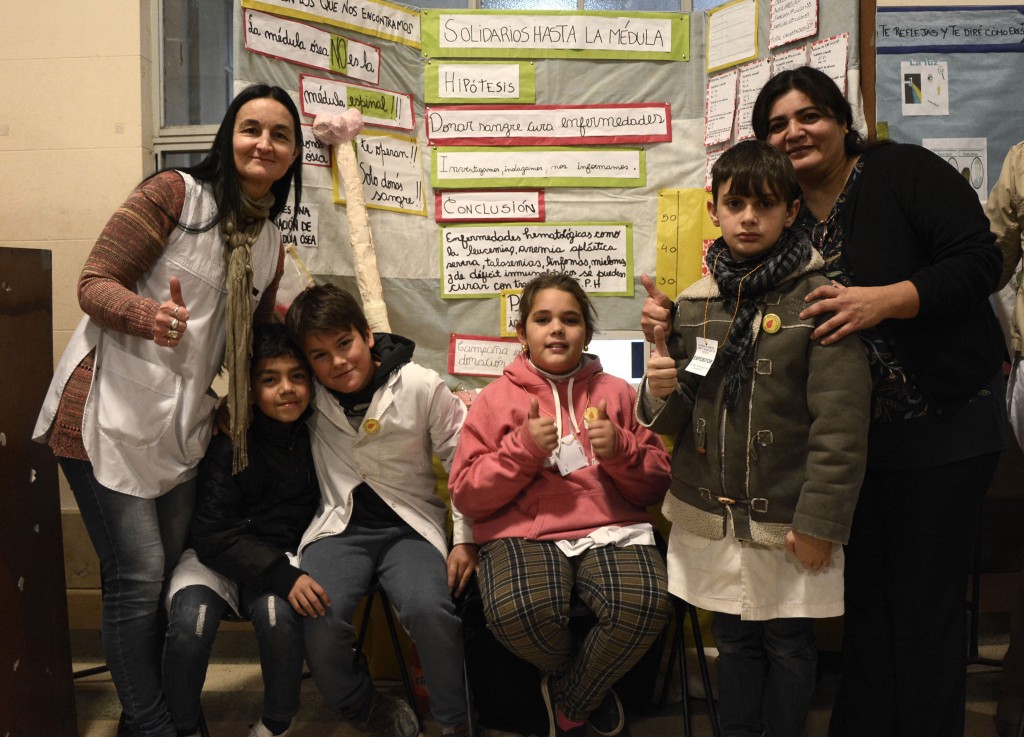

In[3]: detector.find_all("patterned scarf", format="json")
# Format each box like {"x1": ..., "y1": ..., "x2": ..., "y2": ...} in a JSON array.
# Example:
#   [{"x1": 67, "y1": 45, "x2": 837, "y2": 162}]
[
  {"x1": 706, "y1": 228, "x2": 811, "y2": 407},
  {"x1": 222, "y1": 189, "x2": 273, "y2": 474}
]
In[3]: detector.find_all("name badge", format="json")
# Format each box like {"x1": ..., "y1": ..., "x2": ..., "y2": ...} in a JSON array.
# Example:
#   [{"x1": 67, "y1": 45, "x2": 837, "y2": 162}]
[
  {"x1": 685, "y1": 338, "x2": 718, "y2": 377},
  {"x1": 555, "y1": 435, "x2": 589, "y2": 476}
]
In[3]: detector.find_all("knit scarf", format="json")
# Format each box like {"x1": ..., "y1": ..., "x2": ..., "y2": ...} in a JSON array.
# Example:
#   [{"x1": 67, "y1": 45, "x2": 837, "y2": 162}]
[
  {"x1": 222, "y1": 189, "x2": 273, "y2": 474},
  {"x1": 706, "y1": 228, "x2": 811, "y2": 407}
]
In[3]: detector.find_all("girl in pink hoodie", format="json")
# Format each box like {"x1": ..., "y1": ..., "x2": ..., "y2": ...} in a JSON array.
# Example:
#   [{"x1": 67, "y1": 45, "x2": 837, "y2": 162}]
[{"x1": 449, "y1": 273, "x2": 671, "y2": 737}]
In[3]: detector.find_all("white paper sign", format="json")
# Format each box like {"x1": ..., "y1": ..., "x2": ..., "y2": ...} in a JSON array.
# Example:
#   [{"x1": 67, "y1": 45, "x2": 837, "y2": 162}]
[
  {"x1": 436, "y1": 63, "x2": 522, "y2": 100},
  {"x1": 922, "y1": 137, "x2": 988, "y2": 202},
  {"x1": 736, "y1": 58, "x2": 772, "y2": 141},
  {"x1": 705, "y1": 70, "x2": 739, "y2": 147},
  {"x1": 901, "y1": 60, "x2": 949, "y2": 117},
  {"x1": 449, "y1": 335, "x2": 520, "y2": 376},
  {"x1": 240, "y1": 0, "x2": 420, "y2": 48},
  {"x1": 300, "y1": 74, "x2": 415, "y2": 131},
  {"x1": 337, "y1": 133, "x2": 425, "y2": 215},
  {"x1": 436, "y1": 13, "x2": 674, "y2": 54},
  {"x1": 810, "y1": 33, "x2": 849, "y2": 94},
  {"x1": 706, "y1": 0, "x2": 758, "y2": 72},
  {"x1": 433, "y1": 148, "x2": 643, "y2": 186},
  {"x1": 772, "y1": 45, "x2": 808, "y2": 74},
  {"x1": 301, "y1": 124, "x2": 331, "y2": 168},
  {"x1": 441, "y1": 223, "x2": 631, "y2": 296},
  {"x1": 276, "y1": 203, "x2": 319, "y2": 249},
  {"x1": 769, "y1": 0, "x2": 817, "y2": 49},
  {"x1": 436, "y1": 190, "x2": 544, "y2": 223},
  {"x1": 244, "y1": 9, "x2": 380, "y2": 85}
]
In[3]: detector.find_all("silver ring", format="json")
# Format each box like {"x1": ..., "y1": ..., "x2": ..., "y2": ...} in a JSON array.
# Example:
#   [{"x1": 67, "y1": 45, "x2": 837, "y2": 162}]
[
  {"x1": 170, "y1": 317, "x2": 180, "y2": 331},
  {"x1": 167, "y1": 329, "x2": 179, "y2": 340}
]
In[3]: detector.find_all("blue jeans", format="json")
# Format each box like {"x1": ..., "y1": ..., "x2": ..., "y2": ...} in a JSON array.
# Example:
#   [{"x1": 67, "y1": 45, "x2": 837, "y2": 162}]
[
  {"x1": 163, "y1": 585, "x2": 304, "y2": 731},
  {"x1": 301, "y1": 522, "x2": 468, "y2": 730},
  {"x1": 712, "y1": 613, "x2": 817, "y2": 737},
  {"x1": 60, "y1": 457, "x2": 195, "y2": 737}
]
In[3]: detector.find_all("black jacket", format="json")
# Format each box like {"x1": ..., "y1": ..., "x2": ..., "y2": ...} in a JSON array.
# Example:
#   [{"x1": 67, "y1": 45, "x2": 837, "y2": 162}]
[
  {"x1": 839, "y1": 143, "x2": 1004, "y2": 411},
  {"x1": 191, "y1": 405, "x2": 320, "y2": 600}
]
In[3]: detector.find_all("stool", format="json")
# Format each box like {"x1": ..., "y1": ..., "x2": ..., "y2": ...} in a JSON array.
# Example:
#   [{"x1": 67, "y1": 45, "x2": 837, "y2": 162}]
[{"x1": 661, "y1": 596, "x2": 721, "y2": 737}]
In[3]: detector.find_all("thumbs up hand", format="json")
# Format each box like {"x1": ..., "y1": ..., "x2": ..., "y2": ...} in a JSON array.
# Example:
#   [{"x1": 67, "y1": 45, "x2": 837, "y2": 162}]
[
  {"x1": 587, "y1": 399, "x2": 619, "y2": 460},
  {"x1": 640, "y1": 273, "x2": 673, "y2": 343},
  {"x1": 154, "y1": 276, "x2": 190, "y2": 348},
  {"x1": 646, "y1": 325, "x2": 679, "y2": 399},
  {"x1": 527, "y1": 397, "x2": 558, "y2": 454}
]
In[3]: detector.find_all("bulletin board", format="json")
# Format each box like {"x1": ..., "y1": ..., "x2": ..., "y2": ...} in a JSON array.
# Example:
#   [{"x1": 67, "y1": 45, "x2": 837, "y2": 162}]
[
  {"x1": 874, "y1": 4, "x2": 1024, "y2": 204},
  {"x1": 234, "y1": 0, "x2": 861, "y2": 385}
]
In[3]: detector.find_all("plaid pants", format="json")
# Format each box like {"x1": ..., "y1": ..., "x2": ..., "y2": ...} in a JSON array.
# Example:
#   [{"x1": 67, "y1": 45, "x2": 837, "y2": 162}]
[{"x1": 478, "y1": 537, "x2": 669, "y2": 721}]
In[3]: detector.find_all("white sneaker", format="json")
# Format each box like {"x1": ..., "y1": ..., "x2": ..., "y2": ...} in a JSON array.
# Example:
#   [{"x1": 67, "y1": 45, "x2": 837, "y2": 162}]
[{"x1": 245, "y1": 719, "x2": 294, "y2": 737}]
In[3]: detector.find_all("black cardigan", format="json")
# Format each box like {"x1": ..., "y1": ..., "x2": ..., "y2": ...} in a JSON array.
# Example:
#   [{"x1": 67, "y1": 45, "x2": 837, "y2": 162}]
[
  {"x1": 838, "y1": 143, "x2": 1004, "y2": 411},
  {"x1": 190, "y1": 406, "x2": 320, "y2": 600}
]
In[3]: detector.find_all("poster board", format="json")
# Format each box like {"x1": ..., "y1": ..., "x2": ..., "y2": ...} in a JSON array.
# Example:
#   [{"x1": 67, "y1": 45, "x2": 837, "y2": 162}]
[{"x1": 235, "y1": 0, "x2": 861, "y2": 384}]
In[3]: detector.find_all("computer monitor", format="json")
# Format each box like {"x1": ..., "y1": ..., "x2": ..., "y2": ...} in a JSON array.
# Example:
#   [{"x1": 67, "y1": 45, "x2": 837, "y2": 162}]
[{"x1": 587, "y1": 331, "x2": 650, "y2": 385}]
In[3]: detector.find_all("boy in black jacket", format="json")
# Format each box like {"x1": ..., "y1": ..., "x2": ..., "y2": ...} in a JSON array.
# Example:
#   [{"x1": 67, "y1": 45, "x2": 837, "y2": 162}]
[{"x1": 163, "y1": 323, "x2": 328, "y2": 737}]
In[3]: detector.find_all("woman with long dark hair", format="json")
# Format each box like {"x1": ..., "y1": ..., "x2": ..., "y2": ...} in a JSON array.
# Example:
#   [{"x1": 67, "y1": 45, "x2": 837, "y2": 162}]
[
  {"x1": 644, "y1": 66, "x2": 1007, "y2": 737},
  {"x1": 34, "y1": 84, "x2": 302, "y2": 737}
]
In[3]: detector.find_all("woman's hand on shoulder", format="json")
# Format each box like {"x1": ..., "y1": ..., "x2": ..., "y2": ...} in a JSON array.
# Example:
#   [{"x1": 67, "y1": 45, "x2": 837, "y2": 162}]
[
  {"x1": 586, "y1": 400, "x2": 620, "y2": 460},
  {"x1": 799, "y1": 280, "x2": 920, "y2": 345},
  {"x1": 153, "y1": 276, "x2": 191, "y2": 348}
]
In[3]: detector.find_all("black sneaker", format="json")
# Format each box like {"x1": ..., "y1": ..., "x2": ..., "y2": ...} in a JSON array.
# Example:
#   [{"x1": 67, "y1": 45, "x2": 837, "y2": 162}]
[
  {"x1": 588, "y1": 688, "x2": 624, "y2": 737},
  {"x1": 540, "y1": 674, "x2": 587, "y2": 737}
]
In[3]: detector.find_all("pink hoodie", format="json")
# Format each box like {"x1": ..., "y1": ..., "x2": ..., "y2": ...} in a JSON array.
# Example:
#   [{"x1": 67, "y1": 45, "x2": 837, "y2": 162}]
[{"x1": 449, "y1": 353, "x2": 671, "y2": 544}]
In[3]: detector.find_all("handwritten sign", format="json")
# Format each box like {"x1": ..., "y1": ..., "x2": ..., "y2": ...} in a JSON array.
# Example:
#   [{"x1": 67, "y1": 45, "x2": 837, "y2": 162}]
[
  {"x1": 435, "y1": 190, "x2": 545, "y2": 223},
  {"x1": 441, "y1": 223, "x2": 632, "y2": 297},
  {"x1": 736, "y1": 58, "x2": 771, "y2": 141},
  {"x1": 705, "y1": 148, "x2": 726, "y2": 192},
  {"x1": 425, "y1": 103, "x2": 671, "y2": 146},
  {"x1": 240, "y1": 0, "x2": 421, "y2": 48},
  {"x1": 301, "y1": 124, "x2": 331, "y2": 167},
  {"x1": 810, "y1": 34, "x2": 849, "y2": 94},
  {"x1": 768, "y1": 0, "x2": 817, "y2": 50},
  {"x1": 432, "y1": 147, "x2": 645, "y2": 189},
  {"x1": 334, "y1": 132, "x2": 426, "y2": 215},
  {"x1": 421, "y1": 10, "x2": 688, "y2": 61},
  {"x1": 501, "y1": 289, "x2": 523, "y2": 336},
  {"x1": 276, "y1": 202, "x2": 320, "y2": 249},
  {"x1": 772, "y1": 45, "x2": 808, "y2": 75},
  {"x1": 425, "y1": 61, "x2": 536, "y2": 104},
  {"x1": 300, "y1": 73, "x2": 415, "y2": 131},
  {"x1": 448, "y1": 334, "x2": 520, "y2": 377},
  {"x1": 706, "y1": 0, "x2": 757, "y2": 73},
  {"x1": 705, "y1": 70, "x2": 738, "y2": 147},
  {"x1": 877, "y1": 7, "x2": 1024, "y2": 52},
  {"x1": 244, "y1": 9, "x2": 380, "y2": 85}
]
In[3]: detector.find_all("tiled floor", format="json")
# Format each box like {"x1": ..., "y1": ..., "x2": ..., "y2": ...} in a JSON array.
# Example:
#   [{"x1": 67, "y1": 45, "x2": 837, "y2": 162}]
[{"x1": 72, "y1": 625, "x2": 1011, "y2": 737}]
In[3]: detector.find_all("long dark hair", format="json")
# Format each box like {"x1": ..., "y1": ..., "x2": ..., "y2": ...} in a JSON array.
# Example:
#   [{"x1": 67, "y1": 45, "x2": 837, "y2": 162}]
[
  {"x1": 751, "y1": 66, "x2": 867, "y2": 157},
  {"x1": 149, "y1": 84, "x2": 303, "y2": 229}
]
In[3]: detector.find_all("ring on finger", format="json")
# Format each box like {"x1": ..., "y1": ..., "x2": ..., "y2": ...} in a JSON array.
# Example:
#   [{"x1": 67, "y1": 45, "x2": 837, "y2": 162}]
[
  {"x1": 170, "y1": 317, "x2": 180, "y2": 331},
  {"x1": 172, "y1": 305, "x2": 180, "y2": 318},
  {"x1": 167, "y1": 329, "x2": 179, "y2": 340}
]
